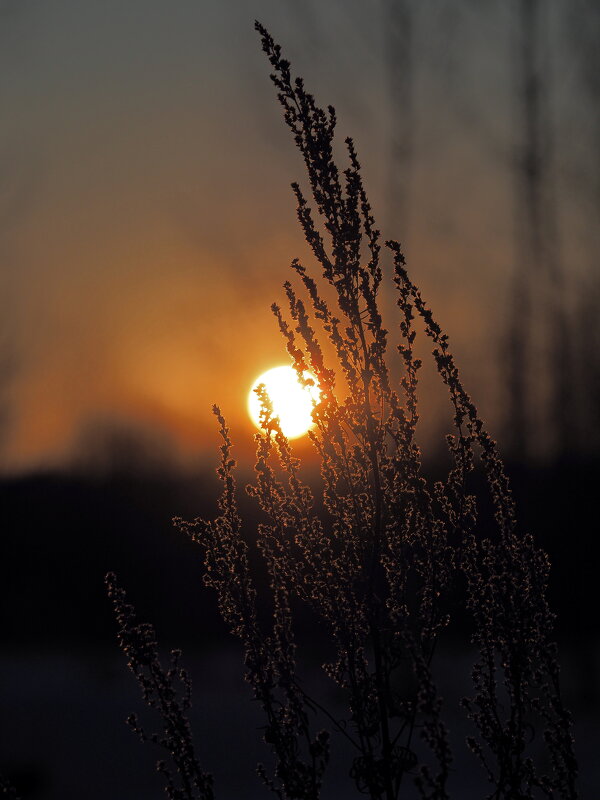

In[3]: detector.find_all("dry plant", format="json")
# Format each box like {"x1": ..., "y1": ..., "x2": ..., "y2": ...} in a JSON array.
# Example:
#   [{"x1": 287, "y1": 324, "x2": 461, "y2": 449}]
[
  {"x1": 108, "y1": 23, "x2": 578, "y2": 800},
  {"x1": 0, "y1": 774, "x2": 20, "y2": 799}
]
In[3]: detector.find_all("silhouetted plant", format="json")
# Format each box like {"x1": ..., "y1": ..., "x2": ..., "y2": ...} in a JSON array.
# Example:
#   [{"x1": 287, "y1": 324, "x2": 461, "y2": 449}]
[
  {"x1": 0, "y1": 774, "x2": 20, "y2": 800},
  {"x1": 109, "y1": 22, "x2": 578, "y2": 800},
  {"x1": 105, "y1": 573, "x2": 214, "y2": 800}
]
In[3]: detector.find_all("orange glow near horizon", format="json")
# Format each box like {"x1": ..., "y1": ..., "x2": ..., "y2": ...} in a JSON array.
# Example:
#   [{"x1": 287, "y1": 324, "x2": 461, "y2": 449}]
[{"x1": 248, "y1": 366, "x2": 320, "y2": 439}]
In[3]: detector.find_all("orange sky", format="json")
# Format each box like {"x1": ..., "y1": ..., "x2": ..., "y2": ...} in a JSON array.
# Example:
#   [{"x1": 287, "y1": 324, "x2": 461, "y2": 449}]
[{"x1": 0, "y1": 1, "x2": 597, "y2": 473}]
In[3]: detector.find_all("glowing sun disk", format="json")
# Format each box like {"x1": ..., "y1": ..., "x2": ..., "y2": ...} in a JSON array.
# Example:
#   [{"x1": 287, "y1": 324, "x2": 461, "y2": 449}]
[{"x1": 248, "y1": 365, "x2": 319, "y2": 439}]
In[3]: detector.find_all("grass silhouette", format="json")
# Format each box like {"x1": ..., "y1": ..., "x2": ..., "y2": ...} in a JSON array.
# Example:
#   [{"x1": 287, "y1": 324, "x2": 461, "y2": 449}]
[{"x1": 107, "y1": 23, "x2": 578, "y2": 800}]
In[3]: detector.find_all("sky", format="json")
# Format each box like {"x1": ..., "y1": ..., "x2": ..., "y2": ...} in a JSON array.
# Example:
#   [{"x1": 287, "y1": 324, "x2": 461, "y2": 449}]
[{"x1": 0, "y1": 0, "x2": 597, "y2": 473}]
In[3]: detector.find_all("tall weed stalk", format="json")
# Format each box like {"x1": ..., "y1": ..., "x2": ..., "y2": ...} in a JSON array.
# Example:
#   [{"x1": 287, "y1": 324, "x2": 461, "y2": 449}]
[{"x1": 109, "y1": 23, "x2": 578, "y2": 800}]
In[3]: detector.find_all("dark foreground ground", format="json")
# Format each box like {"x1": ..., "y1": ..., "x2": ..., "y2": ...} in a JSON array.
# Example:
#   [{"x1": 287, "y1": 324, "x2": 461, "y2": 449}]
[
  {"x1": 1, "y1": 643, "x2": 598, "y2": 800},
  {"x1": 0, "y1": 460, "x2": 598, "y2": 798}
]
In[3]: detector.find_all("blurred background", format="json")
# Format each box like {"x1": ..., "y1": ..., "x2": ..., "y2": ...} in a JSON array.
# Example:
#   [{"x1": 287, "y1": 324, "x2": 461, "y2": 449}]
[{"x1": 0, "y1": 0, "x2": 598, "y2": 797}]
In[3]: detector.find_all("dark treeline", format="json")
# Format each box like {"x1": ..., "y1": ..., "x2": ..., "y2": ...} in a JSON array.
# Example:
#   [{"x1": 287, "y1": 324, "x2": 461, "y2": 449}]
[{"x1": 0, "y1": 455, "x2": 596, "y2": 651}]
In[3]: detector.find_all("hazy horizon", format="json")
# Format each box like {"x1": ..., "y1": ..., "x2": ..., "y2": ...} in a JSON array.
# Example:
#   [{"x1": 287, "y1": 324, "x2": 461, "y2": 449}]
[{"x1": 1, "y1": 0, "x2": 597, "y2": 473}]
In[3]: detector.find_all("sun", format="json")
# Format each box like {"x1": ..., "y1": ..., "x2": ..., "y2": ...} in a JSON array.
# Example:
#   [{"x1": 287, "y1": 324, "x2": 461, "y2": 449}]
[{"x1": 248, "y1": 365, "x2": 320, "y2": 439}]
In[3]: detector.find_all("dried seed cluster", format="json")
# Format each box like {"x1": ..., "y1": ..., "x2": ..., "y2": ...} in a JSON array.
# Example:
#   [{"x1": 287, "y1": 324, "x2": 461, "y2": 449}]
[{"x1": 109, "y1": 24, "x2": 578, "y2": 800}]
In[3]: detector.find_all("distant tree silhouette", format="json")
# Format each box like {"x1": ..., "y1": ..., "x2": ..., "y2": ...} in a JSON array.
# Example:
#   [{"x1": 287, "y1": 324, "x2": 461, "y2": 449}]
[
  {"x1": 507, "y1": 0, "x2": 573, "y2": 461},
  {"x1": 566, "y1": 0, "x2": 600, "y2": 457},
  {"x1": 385, "y1": 0, "x2": 414, "y2": 236}
]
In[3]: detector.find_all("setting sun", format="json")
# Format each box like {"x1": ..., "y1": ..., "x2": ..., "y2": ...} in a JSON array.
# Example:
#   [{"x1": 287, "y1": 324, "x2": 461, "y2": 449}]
[{"x1": 248, "y1": 365, "x2": 320, "y2": 439}]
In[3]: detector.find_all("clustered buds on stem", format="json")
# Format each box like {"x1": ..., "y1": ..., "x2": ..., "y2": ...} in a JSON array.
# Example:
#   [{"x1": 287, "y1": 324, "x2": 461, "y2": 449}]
[
  {"x1": 108, "y1": 23, "x2": 578, "y2": 800},
  {"x1": 0, "y1": 774, "x2": 20, "y2": 800},
  {"x1": 105, "y1": 573, "x2": 214, "y2": 800}
]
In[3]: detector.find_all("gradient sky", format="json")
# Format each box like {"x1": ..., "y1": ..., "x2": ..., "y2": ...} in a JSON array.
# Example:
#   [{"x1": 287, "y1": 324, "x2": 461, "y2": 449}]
[{"x1": 0, "y1": 0, "x2": 596, "y2": 472}]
